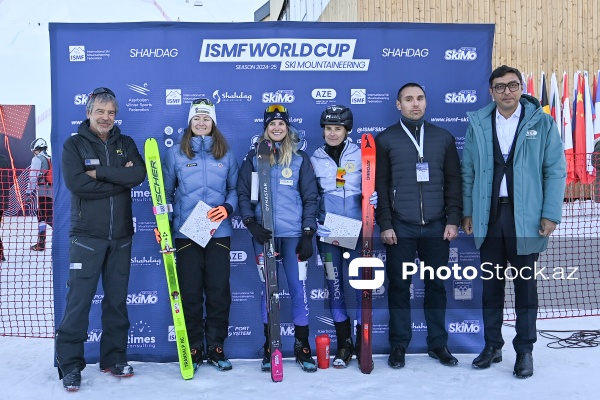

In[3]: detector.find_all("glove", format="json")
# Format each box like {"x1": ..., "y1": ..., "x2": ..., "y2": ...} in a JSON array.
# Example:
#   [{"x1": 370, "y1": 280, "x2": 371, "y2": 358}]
[
  {"x1": 296, "y1": 228, "x2": 315, "y2": 261},
  {"x1": 244, "y1": 217, "x2": 272, "y2": 245},
  {"x1": 316, "y1": 223, "x2": 332, "y2": 238},
  {"x1": 207, "y1": 204, "x2": 230, "y2": 223},
  {"x1": 369, "y1": 191, "x2": 378, "y2": 209}
]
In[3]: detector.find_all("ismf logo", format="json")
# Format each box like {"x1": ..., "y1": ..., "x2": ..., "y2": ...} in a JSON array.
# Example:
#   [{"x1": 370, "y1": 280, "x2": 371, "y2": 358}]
[
  {"x1": 449, "y1": 247, "x2": 458, "y2": 263},
  {"x1": 166, "y1": 89, "x2": 182, "y2": 105},
  {"x1": 350, "y1": 89, "x2": 366, "y2": 104},
  {"x1": 453, "y1": 280, "x2": 473, "y2": 300},
  {"x1": 168, "y1": 325, "x2": 176, "y2": 341},
  {"x1": 69, "y1": 45, "x2": 85, "y2": 62}
]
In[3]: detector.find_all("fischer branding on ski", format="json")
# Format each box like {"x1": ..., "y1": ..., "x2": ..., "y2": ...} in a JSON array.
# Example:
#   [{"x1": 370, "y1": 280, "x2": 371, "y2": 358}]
[
  {"x1": 360, "y1": 133, "x2": 376, "y2": 374},
  {"x1": 257, "y1": 140, "x2": 283, "y2": 382},
  {"x1": 145, "y1": 138, "x2": 194, "y2": 380}
]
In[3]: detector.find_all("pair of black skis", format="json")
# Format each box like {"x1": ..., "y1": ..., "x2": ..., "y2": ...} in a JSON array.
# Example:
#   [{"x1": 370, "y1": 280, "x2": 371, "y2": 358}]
[{"x1": 257, "y1": 134, "x2": 376, "y2": 381}]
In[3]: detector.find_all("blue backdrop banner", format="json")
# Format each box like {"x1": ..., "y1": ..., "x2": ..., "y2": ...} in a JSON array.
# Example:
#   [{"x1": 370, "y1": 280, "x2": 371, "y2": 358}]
[{"x1": 50, "y1": 21, "x2": 494, "y2": 363}]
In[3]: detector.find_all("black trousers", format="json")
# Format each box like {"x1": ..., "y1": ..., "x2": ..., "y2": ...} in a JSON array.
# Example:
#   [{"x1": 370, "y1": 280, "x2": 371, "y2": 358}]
[
  {"x1": 55, "y1": 236, "x2": 132, "y2": 374},
  {"x1": 386, "y1": 218, "x2": 449, "y2": 350},
  {"x1": 479, "y1": 202, "x2": 538, "y2": 354},
  {"x1": 37, "y1": 195, "x2": 53, "y2": 227},
  {"x1": 175, "y1": 237, "x2": 231, "y2": 349}
]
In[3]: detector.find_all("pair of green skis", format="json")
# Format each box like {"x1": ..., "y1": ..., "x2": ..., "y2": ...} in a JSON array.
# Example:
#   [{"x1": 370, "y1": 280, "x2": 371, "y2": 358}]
[{"x1": 145, "y1": 138, "x2": 194, "y2": 380}]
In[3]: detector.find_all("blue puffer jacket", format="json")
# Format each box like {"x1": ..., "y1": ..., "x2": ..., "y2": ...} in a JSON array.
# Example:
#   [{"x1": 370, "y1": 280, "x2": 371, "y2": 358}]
[
  {"x1": 311, "y1": 140, "x2": 362, "y2": 221},
  {"x1": 462, "y1": 94, "x2": 566, "y2": 254},
  {"x1": 163, "y1": 136, "x2": 238, "y2": 239},
  {"x1": 237, "y1": 141, "x2": 318, "y2": 237}
]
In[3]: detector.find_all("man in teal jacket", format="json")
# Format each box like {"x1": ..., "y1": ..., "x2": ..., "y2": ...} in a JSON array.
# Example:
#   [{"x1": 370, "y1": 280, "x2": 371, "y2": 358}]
[{"x1": 462, "y1": 65, "x2": 566, "y2": 379}]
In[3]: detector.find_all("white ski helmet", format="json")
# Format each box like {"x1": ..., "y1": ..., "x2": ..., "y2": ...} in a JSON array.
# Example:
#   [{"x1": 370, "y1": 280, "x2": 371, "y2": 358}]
[{"x1": 30, "y1": 138, "x2": 48, "y2": 152}]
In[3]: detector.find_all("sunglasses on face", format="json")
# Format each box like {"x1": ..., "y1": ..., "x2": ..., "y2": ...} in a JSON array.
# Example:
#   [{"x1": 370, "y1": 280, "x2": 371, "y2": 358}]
[
  {"x1": 336, "y1": 167, "x2": 346, "y2": 188},
  {"x1": 265, "y1": 104, "x2": 287, "y2": 113},
  {"x1": 89, "y1": 87, "x2": 116, "y2": 97},
  {"x1": 192, "y1": 98, "x2": 214, "y2": 107}
]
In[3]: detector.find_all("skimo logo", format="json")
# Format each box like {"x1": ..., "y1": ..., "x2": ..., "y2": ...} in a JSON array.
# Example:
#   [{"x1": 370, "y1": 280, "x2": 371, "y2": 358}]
[
  {"x1": 444, "y1": 47, "x2": 477, "y2": 61},
  {"x1": 448, "y1": 320, "x2": 480, "y2": 333},
  {"x1": 127, "y1": 291, "x2": 158, "y2": 305},
  {"x1": 87, "y1": 328, "x2": 102, "y2": 342},
  {"x1": 310, "y1": 287, "x2": 330, "y2": 300},
  {"x1": 130, "y1": 48, "x2": 178, "y2": 58},
  {"x1": 74, "y1": 94, "x2": 89, "y2": 105},
  {"x1": 280, "y1": 323, "x2": 295, "y2": 336},
  {"x1": 445, "y1": 90, "x2": 478, "y2": 104},
  {"x1": 262, "y1": 90, "x2": 295, "y2": 103}
]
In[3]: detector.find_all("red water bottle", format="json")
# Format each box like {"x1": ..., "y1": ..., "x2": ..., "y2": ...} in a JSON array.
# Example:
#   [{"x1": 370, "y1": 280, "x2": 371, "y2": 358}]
[{"x1": 315, "y1": 334, "x2": 331, "y2": 369}]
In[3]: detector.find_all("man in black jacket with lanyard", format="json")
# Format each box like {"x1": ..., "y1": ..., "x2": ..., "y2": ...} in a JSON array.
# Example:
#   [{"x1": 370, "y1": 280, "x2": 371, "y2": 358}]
[
  {"x1": 375, "y1": 82, "x2": 462, "y2": 369},
  {"x1": 55, "y1": 87, "x2": 147, "y2": 391}
]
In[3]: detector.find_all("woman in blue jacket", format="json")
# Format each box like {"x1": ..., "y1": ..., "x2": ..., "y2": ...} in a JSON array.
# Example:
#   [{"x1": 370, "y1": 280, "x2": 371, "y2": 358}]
[
  {"x1": 310, "y1": 105, "x2": 376, "y2": 368},
  {"x1": 163, "y1": 98, "x2": 238, "y2": 372},
  {"x1": 237, "y1": 104, "x2": 319, "y2": 372}
]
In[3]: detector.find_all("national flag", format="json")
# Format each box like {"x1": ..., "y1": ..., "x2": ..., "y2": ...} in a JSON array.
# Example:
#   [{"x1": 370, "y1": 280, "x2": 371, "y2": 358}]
[
  {"x1": 550, "y1": 72, "x2": 562, "y2": 130},
  {"x1": 573, "y1": 72, "x2": 594, "y2": 184},
  {"x1": 563, "y1": 71, "x2": 576, "y2": 184},
  {"x1": 583, "y1": 71, "x2": 595, "y2": 181},
  {"x1": 527, "y1": 74, "x2": 535, "y2": 97},
  {"x1": 540, "y1": 72, "x2": 550, "y2": 114},
  {"x1": 521, "y1": 73, "x2": 528, "y2": 95},
  {"x1": 593, "y1": 70, "x2": 600, "y2": 141}
]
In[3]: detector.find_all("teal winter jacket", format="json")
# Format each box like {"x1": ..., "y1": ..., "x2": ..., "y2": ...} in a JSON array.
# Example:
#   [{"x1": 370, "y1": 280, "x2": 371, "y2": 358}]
[{"x1": 461, "y1": 94, "x2": 566, "y2": 254}]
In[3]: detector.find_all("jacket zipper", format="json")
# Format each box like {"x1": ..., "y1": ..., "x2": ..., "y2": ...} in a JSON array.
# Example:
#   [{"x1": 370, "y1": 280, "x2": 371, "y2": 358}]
[
  {"x1": 416, "y1": 126, "x2": 425, "y2": 225},
  {"x1": 104, "y1": 142, "x2": 114, "y2": 240}
]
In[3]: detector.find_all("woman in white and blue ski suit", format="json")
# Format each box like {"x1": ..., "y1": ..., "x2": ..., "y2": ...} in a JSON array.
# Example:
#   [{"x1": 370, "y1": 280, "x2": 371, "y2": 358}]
[
  {"x1": 310, "y1": 105, "x2": 377, "y2": 368},
  {"x1": 163, "y1": 99, "x2": 238, "y2": 372},
  {"x1": 237, "y1": 104, "x2": 319, "y2": 372}
]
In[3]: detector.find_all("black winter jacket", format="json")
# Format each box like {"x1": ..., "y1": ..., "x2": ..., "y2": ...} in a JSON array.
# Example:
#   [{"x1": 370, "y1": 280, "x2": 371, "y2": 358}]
[
  {"x1": 375, "y1": 121, "x2": 462, "y2": 230},
  {"x1": 62, "y1": 121, "x2": 146, "y2": 239}
]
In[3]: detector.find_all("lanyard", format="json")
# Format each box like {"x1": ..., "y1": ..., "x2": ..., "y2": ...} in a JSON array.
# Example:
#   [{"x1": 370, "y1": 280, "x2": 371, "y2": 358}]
[{"x1": 400, "y1": 121, "x2": 425, "y2": 159}]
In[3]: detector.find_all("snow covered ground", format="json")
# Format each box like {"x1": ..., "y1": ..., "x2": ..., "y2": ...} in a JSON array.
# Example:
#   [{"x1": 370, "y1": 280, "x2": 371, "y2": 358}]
[{"x1": 1, "y1": 316, "x2": 599, "y2": 399}]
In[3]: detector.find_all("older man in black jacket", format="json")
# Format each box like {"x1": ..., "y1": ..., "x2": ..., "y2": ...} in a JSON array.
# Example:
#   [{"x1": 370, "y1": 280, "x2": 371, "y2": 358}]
[
  {"x1": 55, "y1": 87, "x2": 146, "y2": 391},
  {"x1": 375, "y1": 82, "x2": 462, "y2": 369}
]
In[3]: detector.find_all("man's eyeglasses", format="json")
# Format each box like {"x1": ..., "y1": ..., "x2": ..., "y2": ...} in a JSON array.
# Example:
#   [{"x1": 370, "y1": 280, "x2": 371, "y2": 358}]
[
  {"x1": 89, "y1": 87, "x2": 116, "y2": 97},
  {"x1": 492, "y1": 82, "x2": 521, "y2": 94},
  {"x1": 192, "y1": 98, "x2": 214, "y2": 107},
  {"x1": 336, "y1": 167, "x2": 346, "y2": 188},
  {"x1": 266, "y1": 104, "x2": 287, "y2": 113}
]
